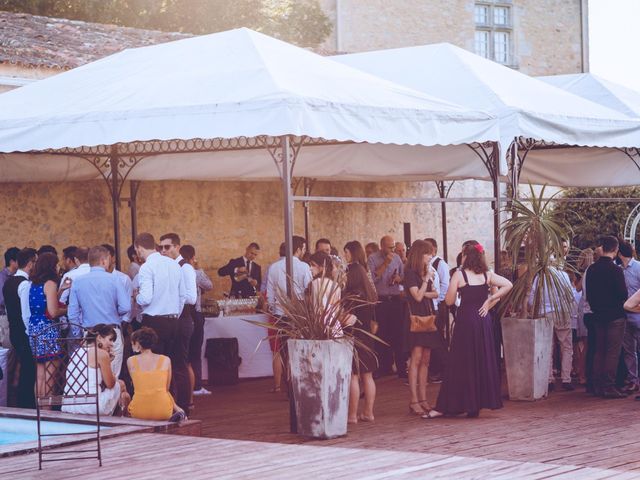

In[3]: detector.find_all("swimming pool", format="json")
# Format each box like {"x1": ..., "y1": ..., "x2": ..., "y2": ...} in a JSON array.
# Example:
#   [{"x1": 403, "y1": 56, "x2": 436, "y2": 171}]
[{"x1": 0, "y1": 417, "x2": 106, "y2": 446}]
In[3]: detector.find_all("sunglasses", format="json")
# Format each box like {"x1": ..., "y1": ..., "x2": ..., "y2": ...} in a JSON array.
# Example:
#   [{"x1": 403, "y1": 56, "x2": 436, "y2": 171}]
[{"x1": 159, "y1": 244, "x2": 174, "y2": 251}]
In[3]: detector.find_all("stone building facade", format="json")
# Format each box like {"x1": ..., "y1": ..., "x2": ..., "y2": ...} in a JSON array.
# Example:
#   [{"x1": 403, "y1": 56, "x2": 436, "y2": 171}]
[{"x1": 0, "y1": 5, "x2": 587, "y2": 296}]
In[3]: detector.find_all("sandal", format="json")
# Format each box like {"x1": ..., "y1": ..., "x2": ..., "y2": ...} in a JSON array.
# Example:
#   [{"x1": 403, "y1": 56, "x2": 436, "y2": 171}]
[
  {"x1": 419, "y1": 399, "x2": 432, "y2": 413},
  {"x1": 409, "y1": 402, "x2": 425, "y2": 416},
  {"x1": 268, "y1": 386, "x2": 282, "y2": 393},
  {"x1": 421, "y1": 409, "x2": 444, "y2": 419},
  {"x1": 358, "y1": 414, "x2": 375, "y2": 422}
]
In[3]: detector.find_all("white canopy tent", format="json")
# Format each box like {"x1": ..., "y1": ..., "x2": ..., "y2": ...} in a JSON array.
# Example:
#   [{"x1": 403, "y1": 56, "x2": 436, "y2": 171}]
[
  {"x1": 539, "y1": 73, "x2": 640, "y2": 119},
  {"x1": 333, "y1": 43, "x2": 640, "y2": 188},
  {"x1": 0, "y1": 28, "x2": 503, "y2": 267}
]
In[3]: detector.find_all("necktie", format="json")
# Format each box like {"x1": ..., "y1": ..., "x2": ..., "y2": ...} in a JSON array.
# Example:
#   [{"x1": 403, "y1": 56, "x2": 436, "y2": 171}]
[{"x1": 246, "y1": 259, "x2": 250, "y2": 273}]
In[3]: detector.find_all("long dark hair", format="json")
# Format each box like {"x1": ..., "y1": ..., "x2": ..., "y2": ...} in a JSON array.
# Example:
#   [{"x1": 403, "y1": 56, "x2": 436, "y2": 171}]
[
  {"x1": 86, "y1": 324, "x2": 116, "y2": 344},
  {"x1": 31, "y1": 252, "x2": 59, "y2": 285},
  {"x1": 406, "y1": 240, "x2": 434, "y2": 274},
  {"x1": 345, "y1": 263, "x2": 378, "y2": 303},
  {"x1": 462, "y1": 244, "x2": 489, "y2": 274},
  {"x1": 309, "y1": 251, "x2": 333, "y2": 279},
  {"x1": 344, "y1": 241, "x2": 368, "y2": 270}
]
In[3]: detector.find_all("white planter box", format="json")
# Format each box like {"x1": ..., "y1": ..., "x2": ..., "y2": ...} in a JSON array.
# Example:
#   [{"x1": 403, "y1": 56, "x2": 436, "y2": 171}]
[
  {"x1": 288, "y1": 338, "x2": 353, "y2": 439},
  {"x1": 501, "y1": 316, "x2": 553, "y2": 401}
]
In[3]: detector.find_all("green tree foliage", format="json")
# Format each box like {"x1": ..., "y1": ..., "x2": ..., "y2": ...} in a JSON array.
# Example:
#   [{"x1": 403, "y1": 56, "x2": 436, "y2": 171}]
[
  {"x1": 552, "y1": 187, "x2": 640, "y2": 249},
  {"x1": 0, "y1": 0, "x2": 332, "y2": 47}
]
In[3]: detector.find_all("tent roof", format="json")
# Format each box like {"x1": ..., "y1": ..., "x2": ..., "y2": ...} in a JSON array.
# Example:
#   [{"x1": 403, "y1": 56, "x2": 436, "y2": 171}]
[
  {"x1": 334, "y1": 43, "x2": 640, "y2": 148},
  {"x1": 334, "y1": 43, "x2": 640, "y2": 187},
  {"x1": 538, "y1": 73, "x2": 640, "y2": 119},
  {"x1": 0, "y1": 28, "x2": 498, "y2": 154}
]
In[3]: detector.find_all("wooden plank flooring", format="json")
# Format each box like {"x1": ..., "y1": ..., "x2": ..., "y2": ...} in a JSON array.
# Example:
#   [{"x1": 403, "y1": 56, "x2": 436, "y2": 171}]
[
  {"x1": 190, "y1": 376, "x2": 640, "y2": 473},
  {"x1": 2, "y1": 376, "x2": 640, "y2": 478},
  {"x1": 0, "y1": 433, "x2": 632, "y2": 479}
]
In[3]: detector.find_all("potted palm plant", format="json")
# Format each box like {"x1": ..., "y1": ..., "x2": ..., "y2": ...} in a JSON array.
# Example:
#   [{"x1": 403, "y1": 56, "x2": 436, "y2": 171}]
[
  {"x1": 252, "y1": 271, "x2": 380, "y2": 439},
  {"x1": 500, "y1": 185, "x2": 575, "y2": 401}
]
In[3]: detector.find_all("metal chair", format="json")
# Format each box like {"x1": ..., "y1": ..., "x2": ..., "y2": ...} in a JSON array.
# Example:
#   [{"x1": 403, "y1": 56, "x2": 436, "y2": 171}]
[{"x1": 33, "y1": 322, "x2": 102, "y2": 469}]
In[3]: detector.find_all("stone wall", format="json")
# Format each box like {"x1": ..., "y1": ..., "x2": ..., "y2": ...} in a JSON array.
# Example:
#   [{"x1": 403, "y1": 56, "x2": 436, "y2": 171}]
[
  {"x1": 319, "y1": 0, "x2": 584, "y2": 76},
  {"x1": 0, "y1": 179, "x2": 496, "y2": 298}
]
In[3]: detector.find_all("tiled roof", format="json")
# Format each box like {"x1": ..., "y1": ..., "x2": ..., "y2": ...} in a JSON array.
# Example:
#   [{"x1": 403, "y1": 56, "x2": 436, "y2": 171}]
[{"x1": 0, "y1": 10, "x2": 192, "y2": 69}]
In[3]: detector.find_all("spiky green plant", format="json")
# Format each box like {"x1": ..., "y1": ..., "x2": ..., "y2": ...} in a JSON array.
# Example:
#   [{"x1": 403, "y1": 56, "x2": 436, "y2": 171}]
[
  {"x1": 500, "y1": 184, "x2": 576, "y2": 319},
  {"x1": 247, "y1": 271, "x2": 385, "y2": 363}
]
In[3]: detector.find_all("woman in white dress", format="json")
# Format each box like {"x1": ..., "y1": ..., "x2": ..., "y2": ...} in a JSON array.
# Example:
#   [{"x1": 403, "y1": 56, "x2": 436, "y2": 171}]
[
  {"x1": 308, "y1": 251, "x2": 344, "y2": 337},
  {"x1": 62, "y1": 324, "x2": 128, "y2": 416}
]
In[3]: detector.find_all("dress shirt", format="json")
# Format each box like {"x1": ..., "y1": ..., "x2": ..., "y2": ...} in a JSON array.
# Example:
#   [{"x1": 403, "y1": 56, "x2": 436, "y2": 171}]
[
  {"x1": 176, "y1": 255, "x2": 197, "y2": 308},
  {"x1": 60, "y1": 263, "x2": 91, "y2": 303},
  {"x1": 195, "y1": 268, "x2": 213, "y2": 312},
  {"x1": 68, "y1": 267, "x2": 131, "y2": 328},
  {"x1": 528, "y1": 268, "x2": 572, "y2": 327},
  {"x1": 623, "y1": 258, "x2": 640, "y2": 327},
  {"x1": 13, "y1": 269, "x2": 31, "y2": 332},
  {"x1": 585, "y1": 256, "x2": 628, "y2": 322},
  {"x1": 127, "y1": 261, "x2": 140, "y2": 280},
  {"x1": 113, "y1": 269, "x2": 133, "y2": 323},
  {"x1": 136, "y1": 252, "x2": 185, "y2": 316},
  {"x1": 261, "y1": 259, "x2": 281, "y2": 295},
  {"x1": 0, "y1": 267, "x2": 12, "y2": 313},
  {"x1": 367, "y1": 251, "x2": 404, "y2": 297},
  {"x1": 266, "y1": 256, "x2": 312, "y2": 316},
  {"x1": 431, "y1": 256, "x2": 450, "y2": 303},
  {"x1": 131, "y1": 274, "x2": 141, "y2": 323}
]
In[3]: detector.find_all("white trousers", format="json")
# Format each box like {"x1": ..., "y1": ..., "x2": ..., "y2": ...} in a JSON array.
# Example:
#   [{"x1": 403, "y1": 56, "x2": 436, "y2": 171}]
[{"x1": 110, "y1": 327, "x2": 124, "y2": 378}]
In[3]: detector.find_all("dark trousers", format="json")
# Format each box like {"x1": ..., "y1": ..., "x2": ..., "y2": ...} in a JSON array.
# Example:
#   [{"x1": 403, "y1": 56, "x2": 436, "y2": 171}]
[
  {"x1": 428, "y1": 301, "x2": 449, "y2": 378},
  {"x1": 584, "y1": 313, "x2": 596, "y2": 392},
  {"x1": 119, "y1": 323, "x2": 134, "y2": 393},
  {"x1": 10, "y1": 333, "x2": 35, "y2": 408},
  {"x1": 375, "y1": 297, "x2": 406, "y2": 377},
  {"x1": 593, "y1": 317, "x2": 626, "y2": 392},
  {"x1": 189, "y1": 311, "x2": 206, "y2": 391},
  {"x1": 173, "y1": 309, "x2": 194, "y2": 412}
]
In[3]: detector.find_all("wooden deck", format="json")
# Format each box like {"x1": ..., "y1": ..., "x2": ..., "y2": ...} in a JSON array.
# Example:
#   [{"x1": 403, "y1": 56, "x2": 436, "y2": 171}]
[{"x1": 3, "y1": 376, "x2": 640, "y2": 478}]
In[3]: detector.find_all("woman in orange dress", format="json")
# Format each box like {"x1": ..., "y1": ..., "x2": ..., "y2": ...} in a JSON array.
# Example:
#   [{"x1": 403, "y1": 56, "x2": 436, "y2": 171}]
[{"x1": 127, "y1": 327, "x2": 185, "y2": 421}]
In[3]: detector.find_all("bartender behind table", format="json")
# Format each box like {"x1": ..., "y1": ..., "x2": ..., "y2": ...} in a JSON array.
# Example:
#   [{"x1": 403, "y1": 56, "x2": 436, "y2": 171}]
[{"x1": 217, "y1": 242, "x2": 262, "y2": 298}]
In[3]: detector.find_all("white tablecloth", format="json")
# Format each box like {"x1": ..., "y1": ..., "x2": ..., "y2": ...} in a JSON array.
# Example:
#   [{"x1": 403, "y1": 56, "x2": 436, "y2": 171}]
[{"x1": 202, "y1": 313, "x2": 273, "y2": 380}]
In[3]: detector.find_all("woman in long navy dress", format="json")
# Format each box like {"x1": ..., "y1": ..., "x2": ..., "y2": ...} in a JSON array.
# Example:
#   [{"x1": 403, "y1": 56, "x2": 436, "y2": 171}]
[{"x1": 425, "y1": 243, "x2": 512, "y2": 418}]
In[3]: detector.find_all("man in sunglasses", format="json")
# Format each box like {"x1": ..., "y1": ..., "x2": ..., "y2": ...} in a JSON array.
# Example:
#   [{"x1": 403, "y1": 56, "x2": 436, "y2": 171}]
[{"x1": 158, "y1": 233, "x2": 198, "y2": 415}]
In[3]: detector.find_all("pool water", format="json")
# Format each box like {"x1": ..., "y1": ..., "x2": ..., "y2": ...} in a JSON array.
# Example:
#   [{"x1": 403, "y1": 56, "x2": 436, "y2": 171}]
[{"x1": 0, "y1": 417, "x2": 106, "y2": 446}]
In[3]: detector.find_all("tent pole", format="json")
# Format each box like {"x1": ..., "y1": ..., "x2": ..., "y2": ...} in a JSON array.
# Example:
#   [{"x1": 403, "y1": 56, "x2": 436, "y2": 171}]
[
  {"x1": 129, "y1": 181, "x2": 141, "y2": 244},
  {"x1": 280, "y1": 135, "x2": 297, "y2": 435},
  {"x1": 281, "y1": 136, "x2": 294, "y2": 297},
  {"x1": 493, "y1": 143, "x2": 502, "y2": 272},
  {"x1": 436, "y1": 181, "x2": 449, "y2": 263},
  {"x1": 109, "y1": 147, "x2": 122, "y2": 271},
  {"x1": 303, "y1": 178, "x2": 311, "y2": 250}
]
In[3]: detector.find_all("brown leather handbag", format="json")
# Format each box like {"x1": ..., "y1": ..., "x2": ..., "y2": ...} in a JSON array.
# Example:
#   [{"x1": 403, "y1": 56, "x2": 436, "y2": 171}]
[{"x1": 408, "y1": 280, "x2": 437, "y2": 333}]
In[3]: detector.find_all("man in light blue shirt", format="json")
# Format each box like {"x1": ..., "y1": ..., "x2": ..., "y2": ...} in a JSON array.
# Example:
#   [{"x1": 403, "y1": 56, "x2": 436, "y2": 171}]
[
  {"x1": 619, "y1": 241, "x2": 640, "y2": 392},
  {"x1": 68, "y1": 245, "x2": 131, "y2": 376}
]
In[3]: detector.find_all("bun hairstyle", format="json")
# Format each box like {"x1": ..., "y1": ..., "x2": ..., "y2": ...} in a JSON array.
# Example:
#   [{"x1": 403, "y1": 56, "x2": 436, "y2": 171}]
[
  {"x1": 462, "y1": 243, "x2": 489, "y2": 274},
  {"x1": 86, "y1": 324, "x2": 116, "y2": 343},
  {"x1": 131, "y1": 327, "x2": 158, "y2": 350}
]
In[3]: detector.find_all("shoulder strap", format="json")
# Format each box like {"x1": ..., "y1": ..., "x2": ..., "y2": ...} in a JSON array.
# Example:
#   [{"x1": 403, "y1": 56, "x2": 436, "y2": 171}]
[
  {"x1": 433, "y1": 257, "x2": 441, "y2": 271},
  {"x1": 483, "y1": 272, "x2": 489, "y2": 285},
  {"x1": 179, "y1": 259, "x2": 187, "y2": 267},
  {"x1": 461, "y1": 269, "x2": 469, "y2": 284},
  {"x1": 155, "y1": 355, "x2": 166, "y2": 370}
]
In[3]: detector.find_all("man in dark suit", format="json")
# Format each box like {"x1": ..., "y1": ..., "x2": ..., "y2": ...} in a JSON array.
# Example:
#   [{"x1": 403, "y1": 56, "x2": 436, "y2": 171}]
[
  {"x1": 218, "y1": 243, "x2": 262, "y2": 298},
  {"x1": 3, "y1": 248, "x2": 37, "y2": 408}
]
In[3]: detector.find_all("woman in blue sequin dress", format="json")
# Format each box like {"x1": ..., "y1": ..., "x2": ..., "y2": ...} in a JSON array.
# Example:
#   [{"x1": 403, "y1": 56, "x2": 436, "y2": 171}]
[{"x1": 28, "y1": 252, "x2": 69, "y2": 400}]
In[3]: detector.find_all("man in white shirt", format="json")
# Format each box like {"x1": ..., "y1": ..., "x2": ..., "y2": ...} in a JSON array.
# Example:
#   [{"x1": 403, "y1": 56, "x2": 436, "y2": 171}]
[
  {"x1": 266, "y1": 236, "x2": 312, "y2": 316},
  {"x1": 135, "y1": 231, "x2": 186, "y2": 357},
  {"x1": 158, "y1": 232, "x2": 197, "y2": 414},
  {"x1": 266, "y1": 236, "x2": 312, "y2": 393},
  {"x1": 59, "y1": 247, "x2": 91, "y2": 304},
  {"x1": 425, "y1": 238, "x2": 450, "y2": 383}
]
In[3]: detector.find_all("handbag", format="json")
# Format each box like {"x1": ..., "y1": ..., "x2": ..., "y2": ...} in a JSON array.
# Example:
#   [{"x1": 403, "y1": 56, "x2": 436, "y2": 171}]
[{"x1": 409, "y1": 280, "x2": 437, "y2": 333}]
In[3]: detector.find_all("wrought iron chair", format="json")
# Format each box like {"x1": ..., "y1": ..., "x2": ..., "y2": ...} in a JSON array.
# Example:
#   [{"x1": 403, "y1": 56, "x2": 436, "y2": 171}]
[{"x1": 33, "y1": 322, "x2": 102, "y2": 469}]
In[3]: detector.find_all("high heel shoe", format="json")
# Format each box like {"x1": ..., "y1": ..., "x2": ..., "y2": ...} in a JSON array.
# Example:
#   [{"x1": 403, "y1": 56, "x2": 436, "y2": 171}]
[
  {"x1": 418, "y1": 399, "x2": 432, "y2": 413},
  {"x1": 409, "y1": 402, "x2": 425, "y2": 416}
]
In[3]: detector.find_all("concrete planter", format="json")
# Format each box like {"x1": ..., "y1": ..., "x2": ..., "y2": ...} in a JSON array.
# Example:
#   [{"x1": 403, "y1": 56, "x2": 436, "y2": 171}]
[
  {"x1": 287, "y1": 338, "x2": 353, "y2": 439},
  {"x1": 501, "y1": 316, "x2": 554, "y2": 401}
]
